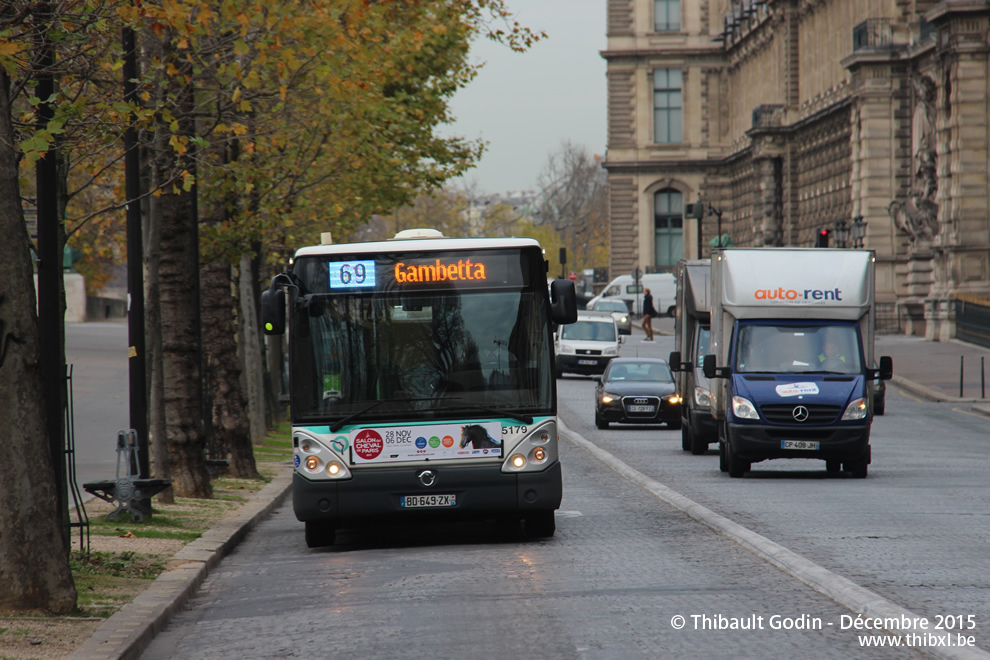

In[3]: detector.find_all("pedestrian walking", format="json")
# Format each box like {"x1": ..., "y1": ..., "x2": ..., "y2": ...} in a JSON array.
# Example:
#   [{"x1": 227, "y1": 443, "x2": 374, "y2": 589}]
[{"x1": 642, "y1": 288, "x2": 657, "y2": 341}]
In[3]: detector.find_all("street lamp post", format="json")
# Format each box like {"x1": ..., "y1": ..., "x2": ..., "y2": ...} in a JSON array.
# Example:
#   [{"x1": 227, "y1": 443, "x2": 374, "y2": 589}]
[
  {"x1": 833, "y1": 219, "x2": 850, "y2": 248},
  {"x1": 851, "y1": 215, "x2": 867, "y2": 248}
]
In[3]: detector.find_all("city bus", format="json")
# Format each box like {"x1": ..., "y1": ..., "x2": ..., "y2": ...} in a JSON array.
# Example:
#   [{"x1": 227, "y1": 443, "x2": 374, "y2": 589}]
[{"x1": 262, "y1": 228, "x2": 577, "y2": 547}]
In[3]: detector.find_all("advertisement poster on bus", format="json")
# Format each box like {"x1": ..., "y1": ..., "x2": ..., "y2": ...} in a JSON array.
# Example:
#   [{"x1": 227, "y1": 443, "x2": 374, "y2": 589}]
[{"x1": 350, "y1": 422, "x2": 503, "y2": 464}]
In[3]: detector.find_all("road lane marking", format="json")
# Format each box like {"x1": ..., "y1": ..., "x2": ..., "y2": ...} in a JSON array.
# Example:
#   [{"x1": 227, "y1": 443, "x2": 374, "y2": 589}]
[{"x1": 559, "y1": 419, "x2": 990, "y2": 660}]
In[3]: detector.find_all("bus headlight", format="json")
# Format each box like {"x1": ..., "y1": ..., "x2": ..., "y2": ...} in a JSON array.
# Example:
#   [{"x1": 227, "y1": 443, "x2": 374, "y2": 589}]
[
  {"x1": 502, "y1": 420, "x2": 558, "y2": 473},
  {"x1": 294, "y1": 431, "x2": 352, "y2": 480},
  {"x1": 842, "y1": 397, "x2": 868, "y2": 420}
]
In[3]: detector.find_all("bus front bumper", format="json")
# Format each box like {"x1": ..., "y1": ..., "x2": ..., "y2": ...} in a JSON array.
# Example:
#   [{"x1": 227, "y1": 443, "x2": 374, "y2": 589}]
[{"x1": 293, "y1": 461, "x2": 562, "y2": 525}]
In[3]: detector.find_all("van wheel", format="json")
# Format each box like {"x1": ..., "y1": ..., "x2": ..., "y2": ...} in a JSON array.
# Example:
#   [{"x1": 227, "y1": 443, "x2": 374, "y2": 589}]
[
  {"x1": 681, "y1": 425, "x2": 692, "y2": 451},
  {"x1": 845, "y1": 460, "x2": 868, "y2": 479},
  {"x1": 726, "y1": 441, "x2": 749, "y2": 478},
  {"x1": 666, "y1": 305, "x2": 676, "y2": 317},
  {"x1": 719, "y1": 440, "x2": 728, "y2": 472},
  {"x1": 304, "y1": 522, "x2": 336, "y2": 548},
  {"x1": 690, "y1": 432, "x2": 708, "y2": 456},
  {"x1": 523, "y1": 511, "x2": 556, "y2": 538},
  {"x1": 825, "y1": 460, "x2": 842, "y2": 473}
]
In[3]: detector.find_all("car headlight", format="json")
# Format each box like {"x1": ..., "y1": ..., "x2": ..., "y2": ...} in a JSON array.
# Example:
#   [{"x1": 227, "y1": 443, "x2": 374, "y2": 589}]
[
  {"x1": 620, "y1": 316, "x2": 628, "y2": 323},
  {"x1": 666, "y1": 394, "x2": 682, "y2": 405},
  {"x1": 842, "y1": 397, "x2": 868, "y2": 420},
  {"x1": 731, "y1": 396, "x2": 760, "y2": 420},
  {"x1": 559, "y1": 344, "x2": 575, "y2": 355},
  {"x1": 694, "y1": 386, "x2": 711, "y2": 407},
  {"x1": 604, "y1": 346, "x2": 618, "y2": 356},
  {"x1": 600, "y1": 392, "x2": 620, "y2": 405}
]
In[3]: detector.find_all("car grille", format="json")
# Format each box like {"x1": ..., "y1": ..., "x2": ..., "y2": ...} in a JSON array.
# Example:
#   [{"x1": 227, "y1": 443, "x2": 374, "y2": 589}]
[
  {"x1": 576, "y1": 349, "x2": 603, "y2": 356},
  {"x1": 760, "y1": 404, "x2": 841, "y2": 424},
  {"x1": 622, "y1": 396, "x2": 661, "y2": 416}
]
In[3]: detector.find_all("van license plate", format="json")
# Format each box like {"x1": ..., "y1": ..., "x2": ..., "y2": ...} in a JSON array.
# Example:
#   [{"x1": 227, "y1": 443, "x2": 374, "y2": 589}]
[
  {"x1": 578, "y1": 359, "x2": 597, "y2": 366},
  {"x1": 401, "y1": 494, "x2": 455, "y2": 508},
  {"x1": 781, "y1": 440, "x2": 820, "y2": 450}
]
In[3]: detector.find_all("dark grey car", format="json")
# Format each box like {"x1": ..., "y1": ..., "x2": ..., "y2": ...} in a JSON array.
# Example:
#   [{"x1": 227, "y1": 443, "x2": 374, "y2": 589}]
[{"x1": 594, "y1": 358, "x2": 682, "y2": 429}]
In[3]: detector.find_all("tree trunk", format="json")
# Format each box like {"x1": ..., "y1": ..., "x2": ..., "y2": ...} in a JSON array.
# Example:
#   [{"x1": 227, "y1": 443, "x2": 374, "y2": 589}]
[
  {"x1": 0, "y1": 69, "x2": 76, "y2": 613},
  {"x1": 155, "y1": 48, "x2": 210, "y2": 497},
  {"x1": 201, "y1": 258, "x2": 261, "y2": 479},
  {"x1": 238, "y1": 254, "x2": 267, "y2": 445},
  {"x1": 158, "y1": 172, "x2": 212, "y2": 497}
]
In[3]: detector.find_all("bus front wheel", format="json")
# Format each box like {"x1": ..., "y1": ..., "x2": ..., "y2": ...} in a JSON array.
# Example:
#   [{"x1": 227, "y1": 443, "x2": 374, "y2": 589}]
[{"x1": 305, "y1": 521, "x2": 336, "y2": 548}]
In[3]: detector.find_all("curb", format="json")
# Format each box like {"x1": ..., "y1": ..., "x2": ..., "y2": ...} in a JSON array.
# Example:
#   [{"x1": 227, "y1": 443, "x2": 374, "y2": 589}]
[
  {"x1": 68, "y1": 469, "x2": 293, "y2": 660},
  {"x1": 559, "y1": 420, "x2": 990, "y2": 660},
  {"x1": 890, "y1": 375, "x2": 990, "y2": 410}
]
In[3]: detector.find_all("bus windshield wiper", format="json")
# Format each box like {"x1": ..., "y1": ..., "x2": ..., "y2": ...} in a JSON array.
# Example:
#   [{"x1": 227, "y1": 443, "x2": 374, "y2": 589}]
[
  {"x1": 441, "y1": 402, "x2": 534, "y2": 425},
  {"x1": 328, "y1": 397, "x2": 442, "y2": 433}
]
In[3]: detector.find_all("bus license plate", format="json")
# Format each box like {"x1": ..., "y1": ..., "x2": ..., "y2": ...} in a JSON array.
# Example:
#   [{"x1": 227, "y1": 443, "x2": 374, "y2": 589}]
[
  {"x1": 628, "y1": 405, "x2": 655, "y2": 413},
  {"x1": 401, "y1": 494, "x2": 456, "y2": 508},
  {"x1": 781, "y1": 440, "x2": 820, "y2": 450}
]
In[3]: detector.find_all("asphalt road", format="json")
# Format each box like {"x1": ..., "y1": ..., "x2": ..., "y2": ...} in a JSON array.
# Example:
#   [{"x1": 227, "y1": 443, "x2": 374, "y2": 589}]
[{"x1": 136, "y1": 328, "x2": 990, "y2": 658}]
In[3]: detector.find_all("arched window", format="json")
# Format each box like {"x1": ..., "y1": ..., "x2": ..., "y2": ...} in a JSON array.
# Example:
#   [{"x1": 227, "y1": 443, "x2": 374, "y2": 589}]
[{"x1": 654, "y1": 189, "x2": 683, "y2": 269}]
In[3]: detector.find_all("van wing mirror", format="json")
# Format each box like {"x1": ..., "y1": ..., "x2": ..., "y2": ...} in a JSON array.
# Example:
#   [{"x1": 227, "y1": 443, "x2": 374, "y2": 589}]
[
  {"x1": 550, "y1": 279, "x2": 578, "y2": 325},
  {"x1": 702, "y1": 354, "x2": 729, "y2": 379},
  {"x1": 879, "y1": 355, "x2": 893, "y2": 380},
  {"x1": 668, "y1": 350, "x2": 693, "y2": 372}
]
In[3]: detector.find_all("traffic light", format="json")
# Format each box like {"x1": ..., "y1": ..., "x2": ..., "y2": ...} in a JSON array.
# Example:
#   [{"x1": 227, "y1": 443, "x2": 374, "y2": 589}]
[{"x1": 815, "y1": 228, "x2": 830, "y2": 248}]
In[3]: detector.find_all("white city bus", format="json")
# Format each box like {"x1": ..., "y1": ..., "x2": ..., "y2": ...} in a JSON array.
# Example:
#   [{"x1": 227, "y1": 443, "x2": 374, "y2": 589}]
[{"x1": 262, "y1": 229, "x2": 577, "y2": 547}]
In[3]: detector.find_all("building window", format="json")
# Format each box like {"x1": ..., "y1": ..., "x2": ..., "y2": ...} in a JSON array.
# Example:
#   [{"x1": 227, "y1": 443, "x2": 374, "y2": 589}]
[
  {"x1": 654, "y1": 0, "x2": 680, "y2": 32},
  {"x1": 653, "y1": 69, "x2": 682, "y2": 144},
  {"x1": 654, "y1": 189, "x2": 683, "y2": 269}
]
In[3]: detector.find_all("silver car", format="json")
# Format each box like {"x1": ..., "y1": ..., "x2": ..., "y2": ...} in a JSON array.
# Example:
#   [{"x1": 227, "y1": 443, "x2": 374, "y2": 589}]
[{"x1": 591, "y1": 298, "x2": 632, "y2": 335}]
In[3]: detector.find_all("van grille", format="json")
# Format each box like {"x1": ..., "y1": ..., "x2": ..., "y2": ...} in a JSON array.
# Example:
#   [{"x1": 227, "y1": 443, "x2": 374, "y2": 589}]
[
  {"x1": 576, "y1": 349, "x2": 603, "y2": 356},
  {"x1": 760, "y1": 404, "x2": 841, "y2": 424}
]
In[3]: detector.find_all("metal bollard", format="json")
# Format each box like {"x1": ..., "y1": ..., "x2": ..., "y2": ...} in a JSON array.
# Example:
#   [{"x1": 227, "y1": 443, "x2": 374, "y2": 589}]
[{"x1": 960, "y1": 355, "x2": 964, "y2": 398}]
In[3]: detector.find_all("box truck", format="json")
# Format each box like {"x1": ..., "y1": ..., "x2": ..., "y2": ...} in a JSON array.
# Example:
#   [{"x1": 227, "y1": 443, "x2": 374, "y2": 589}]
[
  {"x1": 668, "y1": 259, "x2": 718, "y2": 455},
  {"x1": 585, "y1": 272, "x2": 677, "y2": 317},
  {"x1": 702, "y1": 249, "x2": 892, "y2": 478}
]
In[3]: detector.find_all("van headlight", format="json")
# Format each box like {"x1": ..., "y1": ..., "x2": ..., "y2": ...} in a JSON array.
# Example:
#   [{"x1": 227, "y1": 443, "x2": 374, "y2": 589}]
[
  {"x1": 559, "y1": 344, "x2": 575, "y2": 355},
  {"x1": 604, "y1": 346, "x2": 618, "y2": 356},
  {"x1": 731, "y1": 396, "x2": 760, "y2": 420},
  {"x1": 842, "y1": 398, "x2": 868, "y2": 420},
  {"x1": 694, "y1": 387, "x2": 711, "y2": 407}
]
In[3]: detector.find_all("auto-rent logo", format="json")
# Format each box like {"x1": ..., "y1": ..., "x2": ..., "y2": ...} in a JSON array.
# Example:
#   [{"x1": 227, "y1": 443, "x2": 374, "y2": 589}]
[{"x1": 753, "y1": 287, "x2": 843, "y2": 304}]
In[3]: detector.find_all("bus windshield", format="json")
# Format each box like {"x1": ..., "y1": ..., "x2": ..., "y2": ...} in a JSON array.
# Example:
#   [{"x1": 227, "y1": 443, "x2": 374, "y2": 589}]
[{"x1": 289, "y1": 288, "x2": 553, "y2": 423}]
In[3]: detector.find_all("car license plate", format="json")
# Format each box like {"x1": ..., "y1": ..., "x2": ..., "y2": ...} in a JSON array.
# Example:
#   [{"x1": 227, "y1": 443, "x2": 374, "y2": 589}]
[
  {"x1": 400, "y1": 494, "x2": 455, "y2": 508},
  {"x1": 628, "y1": 405, "x2": 655, "y2": 413},
  {"x1": 781, "y1": 440, "x2": 820, "y2": 450},
  {"x1": 578, "y1": 359, "x2": 597, "y2": 366}
]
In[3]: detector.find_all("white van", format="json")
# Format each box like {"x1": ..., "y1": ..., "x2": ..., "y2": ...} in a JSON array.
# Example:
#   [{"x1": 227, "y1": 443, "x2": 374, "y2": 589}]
[
  {"x1": 586, "y1": 273, "x2": 677, "y2": 317},
  {"x1": 555, "y1": 311, "x2": 622, "y2": 377}
]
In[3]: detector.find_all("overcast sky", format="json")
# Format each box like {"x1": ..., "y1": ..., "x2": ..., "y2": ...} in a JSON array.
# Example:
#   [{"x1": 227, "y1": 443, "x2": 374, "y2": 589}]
[{"x1": 442, "y1": 1, "x2": 608, "y2": 195}]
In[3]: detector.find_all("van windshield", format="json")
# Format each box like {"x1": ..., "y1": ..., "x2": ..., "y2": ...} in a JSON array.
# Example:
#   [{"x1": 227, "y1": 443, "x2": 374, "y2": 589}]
[
  {"x1": 561, "y1": 320, "x2": 616, "y2": 342},
  {"x1": 735, "y1": 324, "x2": 862, "y2": 374}
]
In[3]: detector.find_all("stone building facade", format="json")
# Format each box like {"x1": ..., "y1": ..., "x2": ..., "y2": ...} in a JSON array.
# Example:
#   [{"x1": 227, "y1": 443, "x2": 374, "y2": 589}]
[{"x1": 602, "y1": 0, "x2": 990, "y2": 340}]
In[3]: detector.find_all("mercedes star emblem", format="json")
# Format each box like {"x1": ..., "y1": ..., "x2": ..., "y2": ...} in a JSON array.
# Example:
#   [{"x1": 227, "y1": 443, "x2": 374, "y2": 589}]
[{"x1": 792, "y1": 405, "x2": 810, "y2": 422}]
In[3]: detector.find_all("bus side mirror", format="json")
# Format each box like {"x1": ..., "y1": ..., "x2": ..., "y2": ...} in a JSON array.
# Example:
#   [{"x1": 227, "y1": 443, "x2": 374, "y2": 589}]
[
  {"x1": 262, "y1": 286, "x2": 285, "y2": 335},
  {"x1": 550, "y1": 279, "x2": 578, "y2": 325}
]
